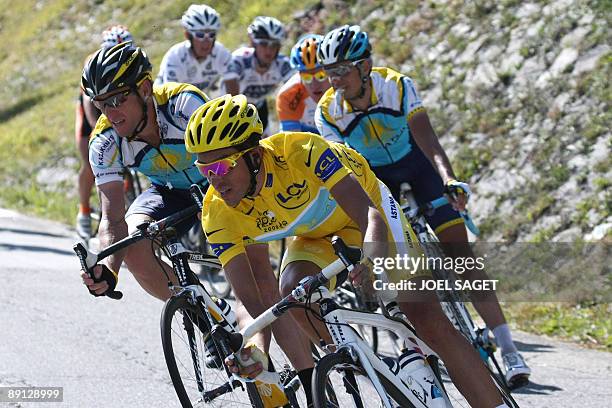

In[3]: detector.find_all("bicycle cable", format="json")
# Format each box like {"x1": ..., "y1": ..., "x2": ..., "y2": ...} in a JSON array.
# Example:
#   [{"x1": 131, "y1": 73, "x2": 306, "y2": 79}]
[{"x1": 150, "y1": 230, "x2": 175, "y2": 286}]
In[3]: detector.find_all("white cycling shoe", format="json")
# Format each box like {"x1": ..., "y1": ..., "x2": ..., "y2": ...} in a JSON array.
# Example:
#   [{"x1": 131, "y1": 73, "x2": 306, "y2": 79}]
[
  {"x1": 503, "y1": 351, "x2": 531, "y2": 389},
  {"x1": 76, "y1": 213, "x2": 92, "y2": 239}
]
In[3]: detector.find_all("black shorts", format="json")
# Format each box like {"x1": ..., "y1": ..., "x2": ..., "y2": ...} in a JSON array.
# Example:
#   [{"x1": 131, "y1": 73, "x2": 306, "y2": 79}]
[
  {"x1": 125, "y1": 184, "x2": 200, "y2": 236},
  {"x1": 372, "y1": 147, "x2": 463, "y2": 235}
]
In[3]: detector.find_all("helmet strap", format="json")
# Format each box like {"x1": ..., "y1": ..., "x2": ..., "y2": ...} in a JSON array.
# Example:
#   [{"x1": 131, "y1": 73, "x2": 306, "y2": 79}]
[
  {"x1": 355, "y1": 62, "x2": 370, "y2": 99},
  {"x1": 126, "y1": 86, "x2": 149, "y2": 141},
  {"x1": 243, "y1": 150, "x2": 262, "y2": 197}
]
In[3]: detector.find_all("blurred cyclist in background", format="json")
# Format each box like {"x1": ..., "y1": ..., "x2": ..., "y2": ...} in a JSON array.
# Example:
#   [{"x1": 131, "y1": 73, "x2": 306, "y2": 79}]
[
  {"x1": 224, "y1": 16, "x2": 294, "y2": 133},
  {"x1": 276, "y1": 34, "x2": 330, "y2": 133},
  {"x1": 155, "y1": 4, "x2": 232, "y2": 98},
  {"x1": 75, "y1": 25, "x2": 133, "y2": 239},
  {"x1": 315, "y1": 24, "x2": 531, "y2": 388}
]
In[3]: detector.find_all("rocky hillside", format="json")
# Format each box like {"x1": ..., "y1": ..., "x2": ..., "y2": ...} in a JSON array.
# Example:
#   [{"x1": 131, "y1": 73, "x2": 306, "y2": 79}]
[
  {"x1": 0, "y1": 0, "x2": 609, "y2": 243},
  {"x1": 331, "y1": 0, "x2": 610, "y2": 242}
]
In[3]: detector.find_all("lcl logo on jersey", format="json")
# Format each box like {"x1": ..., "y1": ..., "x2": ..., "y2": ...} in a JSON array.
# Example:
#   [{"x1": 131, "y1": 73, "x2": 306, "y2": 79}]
[
  {"x1": 315, "y1": 149, "x2": 342, "y2": 182},
  {"x1": 275, "y1": 180, "x2": 310, "y2": 210}
]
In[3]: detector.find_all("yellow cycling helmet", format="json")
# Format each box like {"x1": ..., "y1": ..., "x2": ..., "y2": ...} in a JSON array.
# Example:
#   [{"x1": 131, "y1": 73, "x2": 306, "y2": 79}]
[{"x1": 186, "y1": 94, "x2": 263, "y2": 154}]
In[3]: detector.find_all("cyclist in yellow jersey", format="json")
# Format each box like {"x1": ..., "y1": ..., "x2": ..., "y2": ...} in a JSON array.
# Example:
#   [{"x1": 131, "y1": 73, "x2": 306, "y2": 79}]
[{"x1": 185, "y1": 94, "x2": 508, "y2": 407}]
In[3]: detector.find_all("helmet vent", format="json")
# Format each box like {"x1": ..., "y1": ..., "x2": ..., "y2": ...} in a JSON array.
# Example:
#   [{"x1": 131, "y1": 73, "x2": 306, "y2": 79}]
[
  {"x1": 229, "y1": 104, "x2": 240, "y2": 117},
  {"x1": 206, "y1": 125, "x2": 217, "y2": 144},
  {"x1": 211, "y1": 107, "x2": 223, "y2": 122},
  {"x1": 199, "y1": 106, "x2": 210, "y2": 119},
  {"x1": 197, "y1": 123, "x2": 206, "y2": 143},
  {"x1": 233, "y1": 123, "x2": 250, "y2": 141},
  {"x1": 220, "y1": 123, "x2": 233, "y2": 141}
]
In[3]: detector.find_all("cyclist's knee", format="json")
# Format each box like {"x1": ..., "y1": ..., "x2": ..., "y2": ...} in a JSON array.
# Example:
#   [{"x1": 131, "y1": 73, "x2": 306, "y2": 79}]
[
  {"x1": 400, "y1": 299, "x2": 456, "y2": 346},
  {"x1": 436, "y1": 223, "x2": 468, "y2": 244},
  {"x1": 279, "y1": 271, "x2": 298, "y2": 297},
  {"x1": 279, "y1": 261, "x2": 319, "y2": 297},
  {"x1": 123, "y1": 240, "x2": 154, "y2": 274}
]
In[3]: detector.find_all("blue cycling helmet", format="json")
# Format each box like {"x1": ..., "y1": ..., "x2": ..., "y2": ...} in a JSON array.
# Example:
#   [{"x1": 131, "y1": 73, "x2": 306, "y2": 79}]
[
  {"x1": 290, "y1": 34, "x2": 323, "y2": 72},
  {"x1": 317, "y1": 25, "x2": 370, "y2": 66}
]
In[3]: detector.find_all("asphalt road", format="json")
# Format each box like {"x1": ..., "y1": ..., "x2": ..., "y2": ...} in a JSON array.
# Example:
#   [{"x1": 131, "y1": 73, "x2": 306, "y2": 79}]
[{"x1": 0, "y1": 209, "x2": 610, "y2": 407}]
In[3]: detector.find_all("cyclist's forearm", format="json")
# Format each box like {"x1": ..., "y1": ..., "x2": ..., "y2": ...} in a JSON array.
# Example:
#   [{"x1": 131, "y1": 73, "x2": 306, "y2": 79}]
[
  {"x1": 98, "y1": 217, "x2": 129, "y2": 272},
  {"x1": 428, "y1": 145, "x2": 457, "y2": 183},
  {"x1": 363, "y1": 206, "x2": 388, "y2": 259},
  {"x1": 410, "y1": 112, "x2": 458, "y2": 183},
  {"x1": 223, "y1": 79, "x2": 240, "y2": 95}
]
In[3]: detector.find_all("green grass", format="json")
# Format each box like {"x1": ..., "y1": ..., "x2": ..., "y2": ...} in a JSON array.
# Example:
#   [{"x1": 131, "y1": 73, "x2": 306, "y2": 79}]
[
  {"x1": 504, "y1": 303, "x2": 611, "y2": 350},
  {"x1": 0, "y1": 0, "x2": 320, "y2": 224}
]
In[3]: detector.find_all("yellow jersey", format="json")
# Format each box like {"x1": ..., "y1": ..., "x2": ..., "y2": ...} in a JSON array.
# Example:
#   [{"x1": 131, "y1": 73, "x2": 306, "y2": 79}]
[{"x1": 201, "y1": 132, "x2": 381, "y2": 266}]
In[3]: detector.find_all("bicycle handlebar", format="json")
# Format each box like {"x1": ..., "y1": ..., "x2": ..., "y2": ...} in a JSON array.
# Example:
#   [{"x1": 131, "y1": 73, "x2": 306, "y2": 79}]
[
  {"x1": 73, "y1": 203, "x2": 200, "y2": 300},
  {"x1": 236, "y1": 237, "x2": 361, "y2": 349},
  {"x1": 423, "y1": 197, "x2": 481, "y2": 236}
]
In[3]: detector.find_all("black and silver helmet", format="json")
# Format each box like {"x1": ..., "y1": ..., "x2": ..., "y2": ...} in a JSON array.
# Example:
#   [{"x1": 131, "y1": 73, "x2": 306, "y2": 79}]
[{"x1": 81, "y1": 42, "x2": 152, "y2": 98}]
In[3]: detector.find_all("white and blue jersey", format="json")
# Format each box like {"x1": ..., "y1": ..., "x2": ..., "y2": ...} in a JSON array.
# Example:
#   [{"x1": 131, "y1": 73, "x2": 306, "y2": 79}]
[
  {"x1": 225, "y1": 47, "x2": 294, "y2": 108},
  {"x1": 89, "y1": 83, "x2": 208, "y2": 190},
  {"x1": 155, "y1": 41, "x2": 232, "y2": 98},
  {"x1": 315, "y1": 67, "x2": 424, "y2": 167}
]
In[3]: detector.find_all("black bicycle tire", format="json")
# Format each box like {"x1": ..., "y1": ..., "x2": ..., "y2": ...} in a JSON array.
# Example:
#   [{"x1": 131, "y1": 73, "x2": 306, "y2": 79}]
[
  {"x1": 160, "y1": 294, "x2": 264, "y2": 408},
  {"x1": 488, "y1": 364, "x2": 520, "y2": 408},
  {"x1": 313, "y1": 351, "x2": 417, "y2": 408}
]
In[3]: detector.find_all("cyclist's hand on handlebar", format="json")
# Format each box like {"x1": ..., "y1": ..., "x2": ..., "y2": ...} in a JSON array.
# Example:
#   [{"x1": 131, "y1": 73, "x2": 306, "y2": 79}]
[
  {"x1": 81, "y1": 264, "x2": 118, "y2": 297},
  {"x1": 350, "y1": 258, "x2": 375, "y2": 294},
  {"x1": 225, "y1": 346, "x2": 264, "y2": 379},
  {"x1": 444, "y1": 179, "x2": 472, "y2": 212}
]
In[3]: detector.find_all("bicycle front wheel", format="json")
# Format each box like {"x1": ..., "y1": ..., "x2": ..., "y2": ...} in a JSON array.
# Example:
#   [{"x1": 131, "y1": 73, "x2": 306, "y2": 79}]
[
  {"x1": 161, "y1": 294, "x2": 263, "y2": 407},
  {"x1": 313, "y1": 350, "x2": 417, "y2": 408}
]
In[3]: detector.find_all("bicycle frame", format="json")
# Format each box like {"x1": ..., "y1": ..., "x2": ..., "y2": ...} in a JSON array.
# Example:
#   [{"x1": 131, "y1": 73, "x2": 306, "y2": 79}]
[
  {"x1": 236, "y1": 252, "x2": 452, "y2": 408},
  {"x1": 320, "y1": 302, "x2": 452, "y2": 408},
  {"x1": 400, "y1": 186, "x2": 504, "y2": 379}
]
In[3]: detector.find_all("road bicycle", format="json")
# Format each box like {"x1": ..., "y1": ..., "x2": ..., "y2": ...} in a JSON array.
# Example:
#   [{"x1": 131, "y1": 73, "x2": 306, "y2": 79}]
[
  {"x1": 226, "y1": 237, "x2": 518, "y2": 407},
  {"x1": 74, "y1": 196, "x2": 304, "y2": 407},
  {"x1": 399, "y1": 183, "x2": 513, "y2": 390}
]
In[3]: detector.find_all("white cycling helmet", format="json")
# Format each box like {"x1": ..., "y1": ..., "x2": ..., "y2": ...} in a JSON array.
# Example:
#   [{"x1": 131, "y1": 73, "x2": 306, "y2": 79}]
[
  {"x1": 248, "y1": 16, "x2": 285, "y2": 41},
  {"x1": 100, "y1": 25, "x2": 133, "y2": 49},
  {"x1": 317, "y1": 24, "x2": 371, "y2": 66},
  {"x1": 181, "y1": 4, "x2": 221, "y2": 31}
]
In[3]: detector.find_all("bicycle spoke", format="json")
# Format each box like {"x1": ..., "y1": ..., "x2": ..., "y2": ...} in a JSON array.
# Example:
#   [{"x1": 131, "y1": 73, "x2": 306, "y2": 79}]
[{"x1": 163, "y1": 297, "x2": 255, "y2": 407}]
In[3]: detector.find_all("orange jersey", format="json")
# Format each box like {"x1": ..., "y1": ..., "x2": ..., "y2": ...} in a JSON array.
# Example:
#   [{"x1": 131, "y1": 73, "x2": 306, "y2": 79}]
[{"x1": 275, "y1": 73, "x2": 319, "y2": 134}]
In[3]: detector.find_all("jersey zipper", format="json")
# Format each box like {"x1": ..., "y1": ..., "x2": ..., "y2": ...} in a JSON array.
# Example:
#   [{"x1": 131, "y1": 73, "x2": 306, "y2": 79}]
[{"x1": 365, "y1": 113, "x2": 394, "y2": 163}]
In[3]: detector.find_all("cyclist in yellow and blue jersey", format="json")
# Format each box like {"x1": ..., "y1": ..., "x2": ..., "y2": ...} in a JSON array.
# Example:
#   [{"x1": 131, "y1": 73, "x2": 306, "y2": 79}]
[
  {"x1": 79, "y1": 42, "x2": 209, "y2": 302},
  {"x1": 75, "y1": 25, "x2": 134, "y2": 240},
  {"x1": 315, "y1": 24, "x2": 530, "y2": 388},
  {"x1": 185, "y1": 94, "x2": 510, "y2": 407}
]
